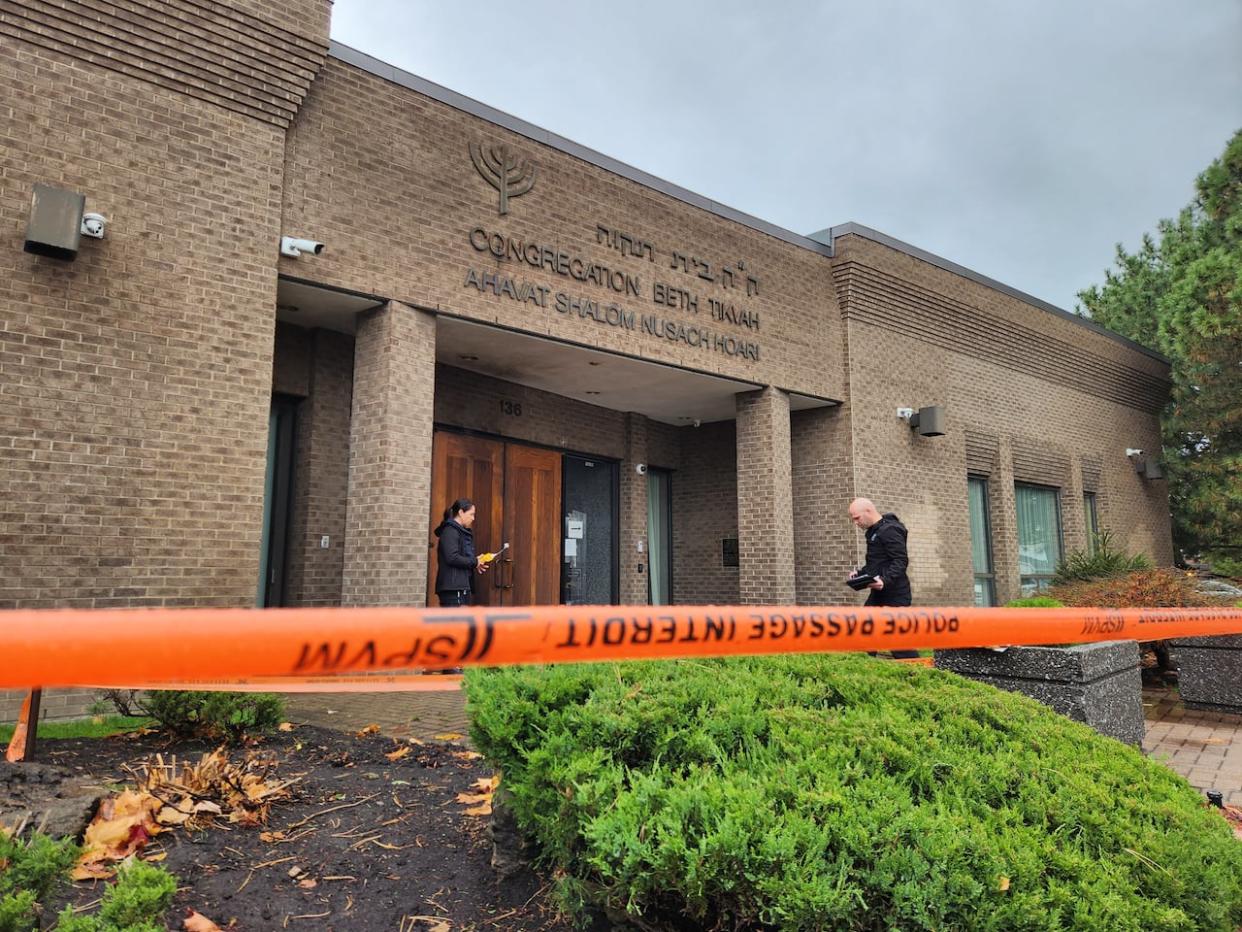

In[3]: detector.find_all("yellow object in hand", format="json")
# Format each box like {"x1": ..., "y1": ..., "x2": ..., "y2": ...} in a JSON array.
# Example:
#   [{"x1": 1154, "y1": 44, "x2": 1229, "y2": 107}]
[{"x1": 478, "y1": 542, "x2": 509, "y2": 564}]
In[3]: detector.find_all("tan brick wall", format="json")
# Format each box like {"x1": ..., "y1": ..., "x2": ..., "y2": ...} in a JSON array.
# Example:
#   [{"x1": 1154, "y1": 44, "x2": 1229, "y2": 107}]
[
  {"x1": 671, "y1": 421, "x2": 740, "y2": 605},
  {"x1": 832, "y1": 235, "x2": 1173, "y2": 606},
  {"x1": 1, "y1": 36, "x2": 297, "y2": 611},
  {"x1": 0, "y1": 688, "x2": 97, "y2": 725},
  {"x1": 735, "y1": 387, "x2": 796, "y2": 603},
  {"x1": 791, "y1": 404, "x2": 857, "y2": 604},
  {"x1": 0, "y1": 0, "x2": 330, "y2": 126},
  {"x1": 280, "y1": 59, "x2": 845, "y2": 405},
  {"x1": 287, "y1": 329, "x2": 353, "y2": 606}
]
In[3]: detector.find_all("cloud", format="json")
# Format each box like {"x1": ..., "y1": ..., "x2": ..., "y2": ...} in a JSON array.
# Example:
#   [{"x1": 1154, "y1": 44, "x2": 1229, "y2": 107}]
[{"x1": 330, "y1": 0, "x2": 1242, "y2": 311}]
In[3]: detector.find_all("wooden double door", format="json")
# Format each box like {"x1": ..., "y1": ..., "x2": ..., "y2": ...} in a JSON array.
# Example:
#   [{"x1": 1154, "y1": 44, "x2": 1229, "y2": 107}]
[{"x1": 427, "y1": 431, "x2": 561, "y2": 606}]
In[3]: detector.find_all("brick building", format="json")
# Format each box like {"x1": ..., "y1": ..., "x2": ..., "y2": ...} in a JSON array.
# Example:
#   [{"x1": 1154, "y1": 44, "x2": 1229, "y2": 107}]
[{"x1": 1, "y1": 2, "x2": 1171, "y2": 720}]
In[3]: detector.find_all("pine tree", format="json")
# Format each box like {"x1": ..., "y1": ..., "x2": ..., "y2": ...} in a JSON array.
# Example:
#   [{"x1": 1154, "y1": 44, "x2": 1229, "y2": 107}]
[{"x1": 1078, "y1": 130, "x2": 1242, "y2": 563}]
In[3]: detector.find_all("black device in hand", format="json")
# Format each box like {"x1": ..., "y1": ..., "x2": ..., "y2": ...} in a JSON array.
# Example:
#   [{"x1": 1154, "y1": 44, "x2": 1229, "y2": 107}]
[{"x1": 845, "y1": 573, "x2": 876, "y2": 591}]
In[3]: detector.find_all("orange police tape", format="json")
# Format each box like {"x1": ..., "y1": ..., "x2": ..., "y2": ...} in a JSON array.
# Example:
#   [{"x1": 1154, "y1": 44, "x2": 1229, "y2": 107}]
[
  {"x1": 3, "y1": 603, "x2": 1242, "y2": 690},
  {"x1": 80, "y1": 675, "x2": 462, "y2": 693}
]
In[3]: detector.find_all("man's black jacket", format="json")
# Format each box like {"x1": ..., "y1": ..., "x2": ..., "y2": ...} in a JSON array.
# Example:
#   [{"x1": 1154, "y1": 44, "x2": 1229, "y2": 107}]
[{"x1": 859, "y1": 513, "x2": 912, "y2": 606}]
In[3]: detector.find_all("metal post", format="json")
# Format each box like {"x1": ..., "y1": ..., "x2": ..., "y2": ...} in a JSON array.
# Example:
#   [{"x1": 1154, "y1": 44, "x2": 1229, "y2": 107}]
[{"x1": 4, "y1": 688, "x2": 41, "y2": 763}]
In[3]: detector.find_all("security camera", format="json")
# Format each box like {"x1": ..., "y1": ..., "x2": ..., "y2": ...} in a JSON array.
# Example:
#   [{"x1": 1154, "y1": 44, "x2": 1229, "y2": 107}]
[
  {"x1": 635, "y1": 463, "x2": 647, "y2": 475},
  {"x1": 1125, "y1": 448, "x2": 1144, "y2": 458},
  {"x1": 80, "y1": 213, "x2": 106, "y2": 239},
  {"x1": 280, "y1": 236, "x2": 325, "y2": 258}
]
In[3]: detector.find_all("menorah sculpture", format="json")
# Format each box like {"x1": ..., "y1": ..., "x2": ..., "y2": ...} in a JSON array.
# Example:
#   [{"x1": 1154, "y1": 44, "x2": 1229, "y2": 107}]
[{"x1": 470, "y1": 142, "x2": 537, "y2": 215}]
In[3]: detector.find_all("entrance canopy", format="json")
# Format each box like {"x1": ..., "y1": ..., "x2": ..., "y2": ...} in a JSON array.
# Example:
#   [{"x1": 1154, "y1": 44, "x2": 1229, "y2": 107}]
[
  {"x1": 436, "y1": 315, "x2": 834, "y2": 425},
  {"x1": 274, "y1": 278, "x2": 836, "y2": 424}
]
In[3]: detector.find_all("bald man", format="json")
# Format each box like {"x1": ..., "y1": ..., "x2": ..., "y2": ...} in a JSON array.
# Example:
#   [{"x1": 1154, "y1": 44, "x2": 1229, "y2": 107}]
[
  {"x1": 847, "y1": 498, "x2": 912, "y2": 606},
  {"x1": 848, "y1": 498, "x2": 916, "y2": 657}
]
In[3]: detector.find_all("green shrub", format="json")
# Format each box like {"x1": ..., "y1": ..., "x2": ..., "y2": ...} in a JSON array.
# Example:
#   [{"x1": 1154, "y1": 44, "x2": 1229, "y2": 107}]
[
  {"x1": 141, "y1": 690, "x2": 284, "y2": 743},
  {"x1": 1053, "y1": 531, "x2": 1152, "y2": 585},
  {"x1": 1204, "y1": 554, "x2": 1242, "y2": 578},
  {"x1": 54, "y1": 860, "x2": 175, "y2": 932},
  {"x1": 139, "y1": 690, "x2": 203, "y2": 739},
  {"x1": 0, "y1": 832, "x2": 78, "y2": 932},
  {"x1": 467, "y1": 656, "x2": 1242, "y2": 931},
  {"x1": 198, "y1": 692, "x2": 285, "y2": 743},
  {"x1": 1004, "y1": 596, "x2": 1064, "y2": 608},
  {"x1": 97, "y1": 860, "x2": 177, "y2": 929}
]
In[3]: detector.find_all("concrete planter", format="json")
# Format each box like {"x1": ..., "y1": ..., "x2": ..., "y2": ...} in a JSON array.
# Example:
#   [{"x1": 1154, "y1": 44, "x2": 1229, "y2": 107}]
[
  {"x1": 934, "y1": 641, "x2": 1143, "y2": 745},
  {"x1": 1170, "y1": 635, "x2": 1242, "y2": 715}
]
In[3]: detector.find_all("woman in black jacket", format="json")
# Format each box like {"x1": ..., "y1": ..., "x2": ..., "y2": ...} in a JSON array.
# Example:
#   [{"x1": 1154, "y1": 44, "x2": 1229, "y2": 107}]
[{"x1": 433, "y1": 498, "x2": 487, "y2": 606}]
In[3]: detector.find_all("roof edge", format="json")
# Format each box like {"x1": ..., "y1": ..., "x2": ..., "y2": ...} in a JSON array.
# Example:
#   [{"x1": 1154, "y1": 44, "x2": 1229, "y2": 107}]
[
  {"x1": 812, "y1": 222, "x2": 1170, "y2": 367},
  {"x1": 327, "y1": 41, "x2": 834, "y2": 259}
]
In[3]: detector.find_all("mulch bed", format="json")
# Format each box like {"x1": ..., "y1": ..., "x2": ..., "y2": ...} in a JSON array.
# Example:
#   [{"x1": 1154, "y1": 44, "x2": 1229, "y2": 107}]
[{"x1": 30, "y1": 726, "x2": 578, "y2": 931}]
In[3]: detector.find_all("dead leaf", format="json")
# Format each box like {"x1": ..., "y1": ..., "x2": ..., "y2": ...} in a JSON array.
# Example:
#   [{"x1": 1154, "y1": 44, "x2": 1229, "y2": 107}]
[
  {"x1": 463, "y1": 803, "x2": 492, "y2": 817},
  {"x1": 288, "y1": 865, "x2": 304, "y2": 878},
  {"x1": 385, "y1": 746, "x2": 411, "y2": 762},
  {"x1": 183, "y1": 909, "x2": 223, "y2": 931},
  {"x1": 355, "y1": 724, "x2": 381, "y2": 737},
  {"x1": 194, "y1": 801, "x2": 223, "y2": 815},
  {"x1": 434, "y1": 732, "x2": 464, "y2": 741},
  {"x1": 278, "y1": 722, "x2": 295, "y2": 732},
  {"x1": 472, "y1": 776, "x2": 499, "y2": 793},
  {"x1": 157, "y1": 804, "x2": 192, "y2": 826},
  {"x1": 449, "y1": 750, "x2": 481, "y2": 761},
  {"x1": 74, "y1": 789, "x2": 164, "y2": 878},
  {"x1": 455, "y1": 792, "x2": 490, "y2": 805},
  {"x1": 297, "y1": 878, "x2": 318, "y2": 889},
  {"x1": 144, "y1": 851, "x2": 168, "y2": 862},
  {"x1": 998, "y1": 876, "x2": 1011, "y2": 892},
  {"x1": 259, "y1": 831, "x2": 285, "y2": 843},
  {"x1": 403, "y1": 915, "x2": 451, "y2": 932}
]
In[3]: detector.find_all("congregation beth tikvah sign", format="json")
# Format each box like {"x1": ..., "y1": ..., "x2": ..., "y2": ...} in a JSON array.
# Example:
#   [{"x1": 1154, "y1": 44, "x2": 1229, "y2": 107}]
[{"x1": 464, "y1": 141, "x2": 762, "y2": 363}]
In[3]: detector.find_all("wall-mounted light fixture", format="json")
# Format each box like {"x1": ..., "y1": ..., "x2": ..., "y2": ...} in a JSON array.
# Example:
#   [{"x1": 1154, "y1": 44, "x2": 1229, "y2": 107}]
[
  {"x1": 24, "y1": 184, "x2": 106, "y2": 260},
  {"x1": 1126, "y1": 448, "x2": 1164, "y2": 480},
  {"x1": 896, "y1": 405, "x2": 946, "y2": 437}
]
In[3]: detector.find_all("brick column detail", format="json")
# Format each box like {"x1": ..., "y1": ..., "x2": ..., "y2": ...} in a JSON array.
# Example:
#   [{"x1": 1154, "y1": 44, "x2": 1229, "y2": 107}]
[
  {"x1": 991, "y1": 438, "x2": 1020, "y2": 605},
  {"x1": 620, "y1": 413, "x2": 650, "y2": 605},
  {"x1": 735, "y1": 386, "x2": 795, "y2": 603},
  {"x1": 342, "y1": 302, "x2": 436, "y2": 606}
]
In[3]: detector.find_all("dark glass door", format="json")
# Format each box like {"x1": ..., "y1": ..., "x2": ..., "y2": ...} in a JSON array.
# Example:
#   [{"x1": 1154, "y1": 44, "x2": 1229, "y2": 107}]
[
  {"x1": 561, "y1": 455, "x2": 618, "y2": 604},
  {"x1": 258, "y1": 395, "x2": 297, "y2": 607}
]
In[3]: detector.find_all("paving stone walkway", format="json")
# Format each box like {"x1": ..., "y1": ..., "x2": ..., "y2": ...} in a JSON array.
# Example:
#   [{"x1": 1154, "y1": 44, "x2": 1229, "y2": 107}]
[
  {"x1": 1143, "y1": 685, "x2": 1242, "y2": 806},
  {"x1": 285, "y1": 682, "x2": 1242, "y2": 805},
  {"x1": 285, "y1": 680, "x2": 471, "y2": 743}
]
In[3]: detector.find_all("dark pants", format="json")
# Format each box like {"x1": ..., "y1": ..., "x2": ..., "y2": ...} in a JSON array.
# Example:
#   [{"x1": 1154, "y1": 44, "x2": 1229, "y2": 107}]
[
  {"x1": 866, "y1": 590, "x2": 919, "y2": 659},
  {"x1": 436, "y1": 589, "x2": 472, "y2": 607},
  {"x1": 431, "y1": 590, "x2": 471, "y2": 672}
]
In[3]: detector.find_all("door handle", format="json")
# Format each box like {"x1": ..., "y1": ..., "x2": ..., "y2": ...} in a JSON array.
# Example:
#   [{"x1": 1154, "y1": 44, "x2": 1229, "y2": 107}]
[{"x1": 503, "y1": 558, "x2": 514, "y2": 590}]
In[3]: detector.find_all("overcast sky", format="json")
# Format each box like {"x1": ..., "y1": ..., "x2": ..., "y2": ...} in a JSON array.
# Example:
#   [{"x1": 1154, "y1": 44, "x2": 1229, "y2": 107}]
[{"x1": 329, "y1": 1, "x2": 1242, "y2": 313}]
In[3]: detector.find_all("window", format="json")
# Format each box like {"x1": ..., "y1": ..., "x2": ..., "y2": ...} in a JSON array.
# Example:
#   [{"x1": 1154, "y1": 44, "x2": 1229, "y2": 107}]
[
  {"x1": 1016, "y1": 483, "x2": 1063, "y2": 595},
  {"x1": 967, "y1": 476, "x2": 995, "y2": 606},
  {"x1": 647, "y1": 468, "x2": 673, "y2": 605},
  {"x1": 1083, "y1": 492, "x2": 1099, "y2": 553}
]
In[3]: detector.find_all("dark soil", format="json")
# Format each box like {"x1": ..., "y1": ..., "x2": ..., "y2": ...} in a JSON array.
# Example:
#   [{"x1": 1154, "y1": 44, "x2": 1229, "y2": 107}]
[{"x1": 31, "y1": 726, "x2": 578, "y2": 931}]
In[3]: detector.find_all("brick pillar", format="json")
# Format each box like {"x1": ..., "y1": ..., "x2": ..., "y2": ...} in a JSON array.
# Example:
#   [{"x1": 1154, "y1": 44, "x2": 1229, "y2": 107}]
[
  {"x1": 991, "y1": 438, "x2": 1020, "y2": 605},
  {"x1": 342, "y1": 302, "x2": 436, "y2": 606},
  {"x1": 1061, "y1": 463, "x2": 1088, "y2": 558},
  {"x1": 735, "y1": 386, "x2": 795, "y2": 604},
  {"x1": 620, "y1": 413, "x2": 650, "y2": 605}
]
